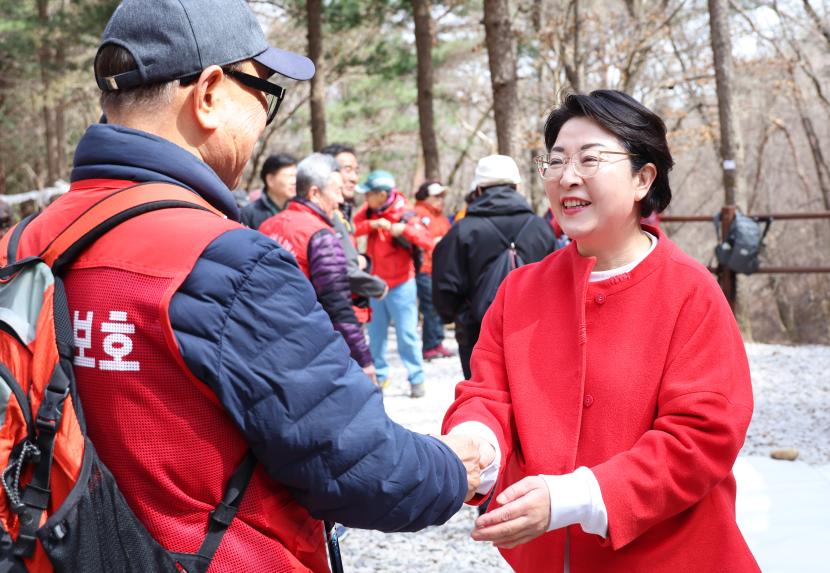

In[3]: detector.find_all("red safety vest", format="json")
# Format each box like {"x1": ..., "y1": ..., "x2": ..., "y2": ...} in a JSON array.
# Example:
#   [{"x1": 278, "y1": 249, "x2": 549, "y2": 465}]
[
  {"x1": 15, "y1": 179, "x2": 329, "y2": 573},
  {"x1": 260, "y1": 201, "x2": 330, "y2": 278}
]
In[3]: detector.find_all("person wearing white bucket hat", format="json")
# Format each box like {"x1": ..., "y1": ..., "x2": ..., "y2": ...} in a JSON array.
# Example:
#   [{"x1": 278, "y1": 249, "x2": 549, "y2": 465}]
[{"x1": 432, "y1": 155, "x2": 556, "y2": 379}]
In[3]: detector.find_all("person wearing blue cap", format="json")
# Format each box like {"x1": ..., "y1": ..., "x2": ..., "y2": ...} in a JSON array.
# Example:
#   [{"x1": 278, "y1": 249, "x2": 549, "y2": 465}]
[
  {"x1": 12, "y1": 1, "x2": 484, "y2": 571},
  {"x1": 354, "y1": 170, "x2": 436, "y2": 398}
]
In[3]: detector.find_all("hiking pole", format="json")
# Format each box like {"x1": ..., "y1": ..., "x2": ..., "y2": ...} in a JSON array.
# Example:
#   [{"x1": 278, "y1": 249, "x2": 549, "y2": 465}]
[{"x1": 324, "y1": 520, "x2": 345, "y2": 573}]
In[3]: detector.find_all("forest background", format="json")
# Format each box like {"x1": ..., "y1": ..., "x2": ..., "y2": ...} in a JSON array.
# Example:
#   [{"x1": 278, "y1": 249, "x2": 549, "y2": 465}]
[{"x1": 1, "y1": 0, "x2": 829, "y2": 343}]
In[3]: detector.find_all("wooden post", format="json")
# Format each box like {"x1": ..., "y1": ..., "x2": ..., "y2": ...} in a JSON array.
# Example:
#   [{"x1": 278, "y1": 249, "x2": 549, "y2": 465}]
[{"x1": 718, "y1": 204, "x2": 737, "y2": 308}]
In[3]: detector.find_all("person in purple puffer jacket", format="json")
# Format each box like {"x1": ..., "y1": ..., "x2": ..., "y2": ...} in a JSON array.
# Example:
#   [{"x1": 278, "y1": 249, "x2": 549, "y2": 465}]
[{"x1": 260, "y1": 153, "x2": 376, "y2": 382}]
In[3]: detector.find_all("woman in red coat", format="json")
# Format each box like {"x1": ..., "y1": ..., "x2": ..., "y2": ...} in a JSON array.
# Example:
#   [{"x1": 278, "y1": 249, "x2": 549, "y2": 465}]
[{"x1": 442, "y1": 90, "x2": 760, "y2": 572}]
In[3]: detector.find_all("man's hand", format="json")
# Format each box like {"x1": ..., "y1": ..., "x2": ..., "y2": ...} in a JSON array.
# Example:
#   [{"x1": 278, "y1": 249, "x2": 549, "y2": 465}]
[
  {"x1": 437, "y1": 434, "x2": 481, "y2": 501},
  {"x1": 362, "y1": 363, "x2": 377, "y2": 385},
  {"x1": 470, "y1": 476, "x2": 550, "y2": 548},
  {"x1": 389, "y1": 222, "x2": 406, "y2": 237},
  {"x1": 370, "y1": 218, "x2": 392, "y2": 231},
  {"x1": 476, "y1": 437, "x2": 496, "y2": 468}
]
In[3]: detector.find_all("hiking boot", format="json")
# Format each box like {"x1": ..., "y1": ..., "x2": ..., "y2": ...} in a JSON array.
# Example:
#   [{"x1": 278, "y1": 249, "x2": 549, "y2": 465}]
[
  {"x1": 410, "y1": 383, "x2": 426, "y2": 398},
  {"x1": 435, "y1": 343, "x2": 455, "y2": 358},
  {"x1": 423, "y1": 344, "x2": 455, "y2": 361},
  {"x1": 422, "y1": 346, "x2": 442, "y2": 361}
]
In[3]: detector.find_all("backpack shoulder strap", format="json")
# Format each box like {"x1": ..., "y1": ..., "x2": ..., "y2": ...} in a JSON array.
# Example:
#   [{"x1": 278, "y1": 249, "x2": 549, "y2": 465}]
[
  {"x1": 2, "y1": 212, "x2": 39, "y2": 265},
  {"x1": 512, "y1": 215, "x2": 536, "y2": 245},
  {"x1": 11, "y1": 182, "x2": 225, "y2": 558},
  {"x1": 481, "y1": 217, "x2": 511, "y2": 248},
  {"x1": 39, "y1": 182, "x2": 222, "y2": 272}
]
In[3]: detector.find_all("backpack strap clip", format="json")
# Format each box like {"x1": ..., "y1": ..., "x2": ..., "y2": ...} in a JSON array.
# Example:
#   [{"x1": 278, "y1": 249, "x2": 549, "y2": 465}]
[{"x1": 35, "y1": 386, "x2": 70, "y2": 432}]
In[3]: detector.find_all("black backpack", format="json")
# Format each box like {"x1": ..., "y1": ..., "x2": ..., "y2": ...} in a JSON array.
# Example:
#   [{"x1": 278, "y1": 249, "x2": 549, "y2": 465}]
[
  {"x1": 714, "y1": 212, "x2": 771, "y2": 275},
  {"x1": 470, "y1": 217, "x2": 534, "y2": 323},
  {"x1": 0, "y1": 184, "x2": 256, "y2": 573}
]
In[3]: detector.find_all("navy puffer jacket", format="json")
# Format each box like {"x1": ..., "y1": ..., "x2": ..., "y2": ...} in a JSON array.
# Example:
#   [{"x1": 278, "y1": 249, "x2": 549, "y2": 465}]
[{"x1": 70, "y1": 123, "x2": 466, "y2": 531}]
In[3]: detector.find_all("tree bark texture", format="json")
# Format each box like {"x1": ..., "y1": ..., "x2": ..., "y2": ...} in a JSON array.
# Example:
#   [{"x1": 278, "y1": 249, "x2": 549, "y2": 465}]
[
  {"x1": 413, "y1": 0, "x2": 441, "y2": 181},
  {"x1": 708, "y1": 0, "x2": 751, "y2": 336},
  {"x1": 708, "y1": 0, "x2": 744, "y2": 207},
  {"x1": 37, "y1": 0, "x2": 58, "y2": 185},
  {"x1": 483, "y1": 0, "x2": 520, "y2": 160},
  {"x1": 307, "y1": 0, "x2": 327, "y2": 151}
]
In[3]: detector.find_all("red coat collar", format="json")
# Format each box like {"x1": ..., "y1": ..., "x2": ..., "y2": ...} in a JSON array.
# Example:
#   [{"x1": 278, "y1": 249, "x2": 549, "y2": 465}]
[
  {"x1": 286, "y1": 197, "x2": 334, "y2": 228},
  {"x1": 557, "y1": 224, "x2": 673, "y2": 298}
]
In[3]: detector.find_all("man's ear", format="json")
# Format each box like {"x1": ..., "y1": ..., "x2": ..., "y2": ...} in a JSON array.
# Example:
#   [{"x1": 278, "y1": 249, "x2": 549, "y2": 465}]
[
  {"x1": 191, "y1": 65, "x2": 225, "y2": 131},
  {"x1": 634, "y1": 163, "x2": 657, "y2": 201}
]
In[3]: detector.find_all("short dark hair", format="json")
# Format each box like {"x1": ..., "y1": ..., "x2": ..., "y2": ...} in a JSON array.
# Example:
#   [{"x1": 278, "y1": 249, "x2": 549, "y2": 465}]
[
  {"x1": 320, "y1": 143, "x2": 356, "y2": 158},
  {"x1": 260, "y1": 153, "x2": 297, "y2": 186},
  {"x1": 543, "y1": 90, "x2": 673, "y2": 217}
]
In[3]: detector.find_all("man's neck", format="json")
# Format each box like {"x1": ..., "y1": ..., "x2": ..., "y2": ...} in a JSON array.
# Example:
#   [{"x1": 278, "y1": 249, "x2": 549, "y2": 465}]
[{"x1": 265, "y1": 188, "x2": 287, "y2": 210}]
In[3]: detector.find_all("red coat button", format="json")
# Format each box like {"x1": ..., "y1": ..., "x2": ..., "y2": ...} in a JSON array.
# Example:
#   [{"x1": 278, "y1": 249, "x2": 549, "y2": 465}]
[
  {"x1": 594, "y1": 294, "x2": 606, "y2": 305},
  {"x1": 584, "y1": 394, "x2": 594, "y2": 407}
]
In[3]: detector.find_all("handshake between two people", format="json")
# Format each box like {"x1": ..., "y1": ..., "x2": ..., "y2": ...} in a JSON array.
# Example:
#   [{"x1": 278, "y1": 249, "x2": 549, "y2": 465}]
[
  {"x1": 437, "y1": 434, "x2": 552, "y2": 549},
  {"x1": 436, "y1": 434, "x2": 496, "y2": 501}
]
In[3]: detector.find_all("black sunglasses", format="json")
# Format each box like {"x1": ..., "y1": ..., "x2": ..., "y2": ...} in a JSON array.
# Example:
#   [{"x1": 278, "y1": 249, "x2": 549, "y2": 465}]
[{"x1": 224, "y1": 69, "x2": 286, "y2": 125}]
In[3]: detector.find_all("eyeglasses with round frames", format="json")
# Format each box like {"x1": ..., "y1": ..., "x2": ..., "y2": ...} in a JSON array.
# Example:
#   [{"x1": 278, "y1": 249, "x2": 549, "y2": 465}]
[
  {"x1": 534, "y1": 149, "x2": 637, "y2": 180},
  {"x1": 224, "y1": 69, "x2": 286, "y2": 126}
]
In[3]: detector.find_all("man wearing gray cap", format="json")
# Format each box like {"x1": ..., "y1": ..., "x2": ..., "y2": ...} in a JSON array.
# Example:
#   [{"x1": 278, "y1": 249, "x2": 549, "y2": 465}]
[{"x1": 11, "y1": 1, "x2": 481, "y2": 571}]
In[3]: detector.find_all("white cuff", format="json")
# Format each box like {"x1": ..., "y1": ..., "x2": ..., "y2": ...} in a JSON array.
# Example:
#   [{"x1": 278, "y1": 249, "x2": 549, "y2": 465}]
[
  {"x1": 448, "y1": 421, "x2": 501, "y2": 495},
  {"x1": 540, "y1": 467, "x2": 608, "y2": 537}
]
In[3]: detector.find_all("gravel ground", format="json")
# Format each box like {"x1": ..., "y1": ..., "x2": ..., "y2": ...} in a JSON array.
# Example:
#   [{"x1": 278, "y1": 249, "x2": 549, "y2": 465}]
[{"x1": 339, "y1": 331, "x2": 830, "y2": 572}]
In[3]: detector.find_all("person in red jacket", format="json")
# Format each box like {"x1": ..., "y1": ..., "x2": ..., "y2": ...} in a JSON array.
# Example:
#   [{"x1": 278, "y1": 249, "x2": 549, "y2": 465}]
[
  {"x1": 354, "y1": 170, "x2": 434, "y2": 397},
  {"x1": 259, "y1": 153, "x2": 376, "y2": 384},
  {"x1": 444, "y1": 90, "x2": 760, "y2": 572},
  {"x1": 414, "y1": 181, "x2": 454, "y2": 360}
]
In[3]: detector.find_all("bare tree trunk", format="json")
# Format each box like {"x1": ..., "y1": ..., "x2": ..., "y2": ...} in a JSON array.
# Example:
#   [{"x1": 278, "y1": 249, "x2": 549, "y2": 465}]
[
  {"x1": 55, "y1": 41, "x2": 67, "y2": 179},
  {"x1": 37, "y1": 0, "x2": 58, "y2": 185},
  {"x1": 0, "y1": 150, "x2": 6, "y2": 195},
  {"x1": 483, "y1": 0, "x2": 520, "y2": 159},
  {"x1": 307, "y1": 0, "x2": 326, "y2": 151},
  {"x1": 572, "y1": 0, "x2": 580, "y2": 91},
  {"x1": 529, "y1": 0, "x2": 546, "y2": 212},
  {"x1": 414, "y1": 0, "x2": 441, "y2": 181},
  {"x1": 708, "y1": 0, "x2": 751, "y2": 336},
  {"x1": 797, "y1": 101, "x2": 830, "y2": 211},
  {"x1": 802, "y1": 0, "x2": 830, "y2": 48},
  {"x1": 562, "y1": 0, "x2": 582, "y2": 91}
]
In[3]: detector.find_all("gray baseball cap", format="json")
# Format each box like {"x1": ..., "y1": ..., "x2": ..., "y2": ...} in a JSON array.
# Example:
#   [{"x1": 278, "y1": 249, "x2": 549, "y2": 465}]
[{"x1": 95, "y1": 0, "x2": 314, "y2": 92}]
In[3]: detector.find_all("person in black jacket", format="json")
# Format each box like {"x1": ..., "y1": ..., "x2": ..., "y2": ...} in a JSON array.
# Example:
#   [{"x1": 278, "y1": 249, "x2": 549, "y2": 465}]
[
  {"x1": 240, "y1": 152, "x2": 297, "y2": 229},
  {"x1": 433, "y1": 154, "x2": 557, "y2": 379}
]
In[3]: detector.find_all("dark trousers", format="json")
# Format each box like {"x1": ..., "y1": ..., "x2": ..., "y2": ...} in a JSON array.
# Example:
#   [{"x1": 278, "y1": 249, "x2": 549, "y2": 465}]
[
  {"x1": 458, "y1": 343, "x2": 473, "y2": 379},
  {"x1": 416, "y1": 272, "x2": 444, "y2": 350}
]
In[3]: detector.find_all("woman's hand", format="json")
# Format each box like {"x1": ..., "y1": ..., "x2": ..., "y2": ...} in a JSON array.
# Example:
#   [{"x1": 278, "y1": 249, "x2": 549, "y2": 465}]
[{"x1": 471, "y1": 476, "x2": 550, "y2": 548}]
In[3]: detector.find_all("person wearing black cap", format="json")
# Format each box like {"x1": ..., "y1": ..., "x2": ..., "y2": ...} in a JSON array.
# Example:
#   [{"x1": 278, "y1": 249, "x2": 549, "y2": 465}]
[
  {"x1": 240, "y1": 152, "x2": 297, "y2": 229},
  {"x1": 12, "y1": 1, "x2": 482, "y2": 571}
]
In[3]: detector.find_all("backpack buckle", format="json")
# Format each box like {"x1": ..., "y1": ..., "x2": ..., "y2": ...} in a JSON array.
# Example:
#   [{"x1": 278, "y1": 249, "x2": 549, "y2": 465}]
[{"x1": 36, "y1": 386, "x2": 69, "y2": 432}]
